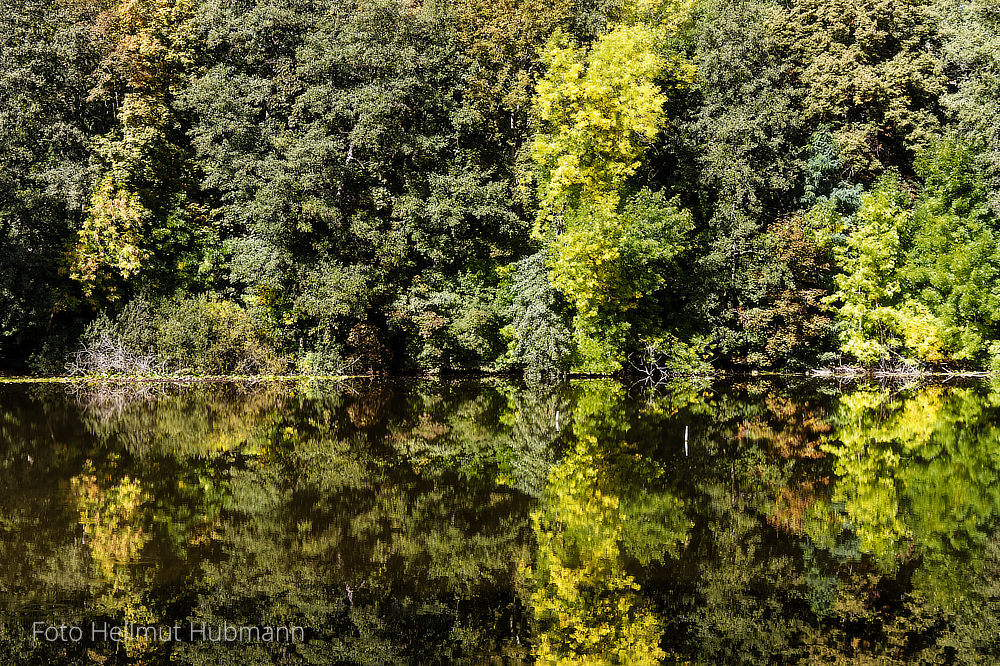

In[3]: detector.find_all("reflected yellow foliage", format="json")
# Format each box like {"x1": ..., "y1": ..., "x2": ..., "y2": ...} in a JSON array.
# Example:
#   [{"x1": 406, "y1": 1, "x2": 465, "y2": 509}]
[
  {"x1": 70, "y1": 468, "x2": 159, "y2": 658},
  {"x1": 526, "y1": 439, "x2": 665, "y2": 664},
  {"x1": 808, "y1": 385, "x2": 1000, "y2": 582},
  {"x1": 71, "y1": 470, "x2": 147, "y2": 577},
  {"x1": 524, "y1": 381, "x2": 690, "y2": 664}
]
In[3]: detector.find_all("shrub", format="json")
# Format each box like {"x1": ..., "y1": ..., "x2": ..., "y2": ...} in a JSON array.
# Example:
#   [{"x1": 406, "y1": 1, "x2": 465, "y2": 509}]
[
  {"x1": 154, "y1": 296, "x2": 286, "y2": 375},
  {"x1": 296, "y1": 338, "x2": 346, "y2": 376},
  {"x1": 390, "y1": 277, "x2": 506, "y2": 371},
  {"x1": 74, "y1": 295, "x2": 287, "y2": 376}
]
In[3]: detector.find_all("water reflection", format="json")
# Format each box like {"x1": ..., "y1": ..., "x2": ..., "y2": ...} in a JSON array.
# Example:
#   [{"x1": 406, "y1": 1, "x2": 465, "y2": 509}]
[
  {"x1": 524, "y1": 382, "x2": 688, "y2": 664},
  {"x1": 1, "y1": 379, "x2": 1000, "y2": 663}
]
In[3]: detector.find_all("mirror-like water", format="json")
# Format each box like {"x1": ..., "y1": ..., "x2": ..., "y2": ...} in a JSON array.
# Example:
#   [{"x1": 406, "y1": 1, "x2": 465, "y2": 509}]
[{"x1": 1, "y1": 378, "x2": 999, "y2": 664}]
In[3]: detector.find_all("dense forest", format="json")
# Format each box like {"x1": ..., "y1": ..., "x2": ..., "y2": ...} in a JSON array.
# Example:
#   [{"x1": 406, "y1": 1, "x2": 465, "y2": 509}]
[{"x1": 2, "y1": 0, "x2": 1000, "y2": 376}]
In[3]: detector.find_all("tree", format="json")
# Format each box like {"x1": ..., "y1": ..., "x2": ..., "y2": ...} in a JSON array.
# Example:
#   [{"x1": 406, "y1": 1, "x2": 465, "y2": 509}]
[
  {"x1": 737, "y1": 216, "x2": 835, "y2": 368},
  {"x1": 905, "y1": 135, "x2": 1000, "y2": 367},
  {"x1": 0, "y1": 0, "x2": 102, "y2": 367},
  {"x1": 531, "y1": 23, "x2": 676, "y2": 228},
  {"x1": 70, "y1": 0, "x2": 207, "y2": 301},
  {"x1": 183, "y1": 0, "x2": 525, "y2": 371},
  {"x1": 825, "y1": 172, "x2": 947, "y2": 365},
  {"x1": 937, "y1": 0, "x2": 1000, "y2": 213},
  {"x1": 549, "y1": 190, "x2": 691, "y2": 372},
  {"x1": 502, "y1": 251, "x2": 574, "y2": 375},
  {"x1": 781, "y1": 0, "x2": 945, "y2": 179},
  {"x1": 676, "y1": 0, "x2": 808, "y2": 368},
  {"x1": 529, "y1": 2, "x2": 696, "y2": 372}
]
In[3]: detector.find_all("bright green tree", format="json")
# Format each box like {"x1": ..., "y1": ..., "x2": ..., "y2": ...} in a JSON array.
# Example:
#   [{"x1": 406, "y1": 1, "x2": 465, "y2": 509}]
[
  {"x1": 825, "y1": 173, "x2": 946, "y2": 365},
  {"x1": 530, "y1": 1, "x2": 696, "y2": 372},
  {"x1": 905, "y1": 136, "x2": 1000, "y2": 367},
  {"x1": 550, "y1": 190, "x2": 691, "y2": 372}
]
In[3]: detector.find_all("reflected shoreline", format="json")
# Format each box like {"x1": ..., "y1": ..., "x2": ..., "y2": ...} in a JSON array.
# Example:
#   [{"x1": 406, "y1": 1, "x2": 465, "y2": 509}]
[{"x1": 2, "y1": 379, "x2": 999, "y2": 663}]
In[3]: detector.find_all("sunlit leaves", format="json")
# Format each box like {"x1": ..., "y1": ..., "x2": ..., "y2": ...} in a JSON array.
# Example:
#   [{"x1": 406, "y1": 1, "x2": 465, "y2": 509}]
[
  {"x1": 825, "y1": 173, "x2": 948, "y2": 364},
  {"x1": 824, "y1": 137, "x2": 1000, "y2": 367},
  {"x1": 906, "y1": 136, "x2": 1000, "y2": 366},
  {"x1": 70, "y1": 0, "x2": 202, "y2": 300},
  {"x1": 781, "y1": 0, "x2": 945, "y2": 178},
  {"x1": 528, "y1": 3, "x2": 695, "y2": 372},
  {"x1": 531, "y1": 25, "x2": 671, "y2": 230},
  {"x1": 548, "y1": 190, "x2": 691, "y2": 371},
  {"x1": 70, "y1": 175, "x2": 149, "y2": 298}
]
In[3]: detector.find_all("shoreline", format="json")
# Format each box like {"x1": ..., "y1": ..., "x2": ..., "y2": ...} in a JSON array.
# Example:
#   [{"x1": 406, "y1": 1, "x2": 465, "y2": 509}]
[{"x1": 0, "y1": 368, "x2": 995, "y2": 384}]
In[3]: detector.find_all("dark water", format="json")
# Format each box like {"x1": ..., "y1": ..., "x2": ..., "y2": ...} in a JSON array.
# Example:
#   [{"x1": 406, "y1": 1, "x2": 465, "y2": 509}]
[{"x1": 1, "y1": 378, "x2": 999, "y2": 664}]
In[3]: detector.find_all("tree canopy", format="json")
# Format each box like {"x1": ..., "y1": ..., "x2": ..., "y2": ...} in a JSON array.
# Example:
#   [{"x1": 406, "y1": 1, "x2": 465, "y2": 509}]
[{"x1": 3, "y1": 0, "x2": 1000, "y2": 374}]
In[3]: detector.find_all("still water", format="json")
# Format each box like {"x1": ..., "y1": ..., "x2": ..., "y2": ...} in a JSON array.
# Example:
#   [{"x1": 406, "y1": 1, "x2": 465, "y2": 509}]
[{"x1": 1, "y1": 378, "x2": 999, "y2": 664}]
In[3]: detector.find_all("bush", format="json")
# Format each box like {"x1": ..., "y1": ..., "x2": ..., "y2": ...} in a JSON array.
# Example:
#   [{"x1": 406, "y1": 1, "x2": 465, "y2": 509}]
[
  {"x1": 75, "y1": 295, "x2": 288, "y2": 376},
  {"x1": 296, "y1": 338, "x2": 346, "y2": 376},
  {"x1": 390, "y1": 277, "x2": 506, "y2": 371},
  {"x1": 155, "y1": 297, "x2": 286, "y2": 375}
]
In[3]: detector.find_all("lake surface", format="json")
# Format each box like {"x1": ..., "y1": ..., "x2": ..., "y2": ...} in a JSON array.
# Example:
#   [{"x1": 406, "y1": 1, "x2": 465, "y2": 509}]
[{"x1": 1, "y1": 378, "x2": 999, "y2": 664}]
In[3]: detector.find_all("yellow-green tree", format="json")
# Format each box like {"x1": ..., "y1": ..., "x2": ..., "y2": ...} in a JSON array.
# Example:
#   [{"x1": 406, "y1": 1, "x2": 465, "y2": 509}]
[
  {"x1": 70, "y1": 0, "x2": 203, "y2": 299},
  {"x1": 532, "y1": 23, "x2": 672, "y2": 226},
  {"x1": 550, "y1": 191, "x2": 691, "y2": 372},
  {"x1": 530, "y1": 0, "x2": 696, "y2": 372}
]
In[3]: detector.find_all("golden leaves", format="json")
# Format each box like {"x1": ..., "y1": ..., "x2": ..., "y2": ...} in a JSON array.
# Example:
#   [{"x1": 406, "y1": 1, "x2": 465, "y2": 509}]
[
  {"x1": 70, "y1": 175, "x2": 151, "y2": 298},
  {"x1": 531, "y1": 25, "x2": 671, "y2": 232}
]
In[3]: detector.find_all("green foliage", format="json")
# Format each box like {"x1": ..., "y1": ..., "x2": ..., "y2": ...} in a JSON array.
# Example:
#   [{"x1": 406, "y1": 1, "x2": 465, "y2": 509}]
[
  {"x1": 550, "y1": 190, "x2": 691, "y2": 372},
  {"x1": 0, "y1": 0, "x2": 99, "y2": 367},
  {"x1": 7, "y1": 0, "x2": 1000, "y2": 375},
  {"x1": 70, "y1": 0, "x2": 208, "y2": 301},
  {"x1": 155, "y1": 296, "x2": 287, "y2": 375},
  {"x1": 937, "y1": 0, "x2": 1000, "y2": 212},
  {"x1": 528, "y1": 4, "x2": 697, "y2": 374},
  {"x1": 551, "y1": 190, "x2": 690, "y2": 327},
  {"x1": 679, "y1": 0, "x2": 808, "y2": 368},
  {"x1": 738, "y1": 217, "x2": 836, "y2": 368},
  {"x1": 824, "y1": 173, "x2": 947, "y2": 364},
  {"x1": 781, "y1": 0, "x2": 945, "y2": 179},
  {"x1": 389, "y1": 275, "x2": 508, "y2": 371},
  {"x1": 800, "y1": 128, "x2": 864, "y2": 213},
  {"x1": 823, "y1": 137, "x2": 1000, "y2": 367},
  {"x1": 83, "y1": 295, "x2": 286, "y2": 375},
  {"x1": 905, "y1": 135, "x2": 1000, "y2": 365},
  {"x1": 502, "y1": 251, "x2": 574, "y2": 376},
  {"x1": 448, "y1": 0, "x2": 574, "y2": 148},
  {"x1": 179, "y1": 0, "x2": 526, "y2": 373}
]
